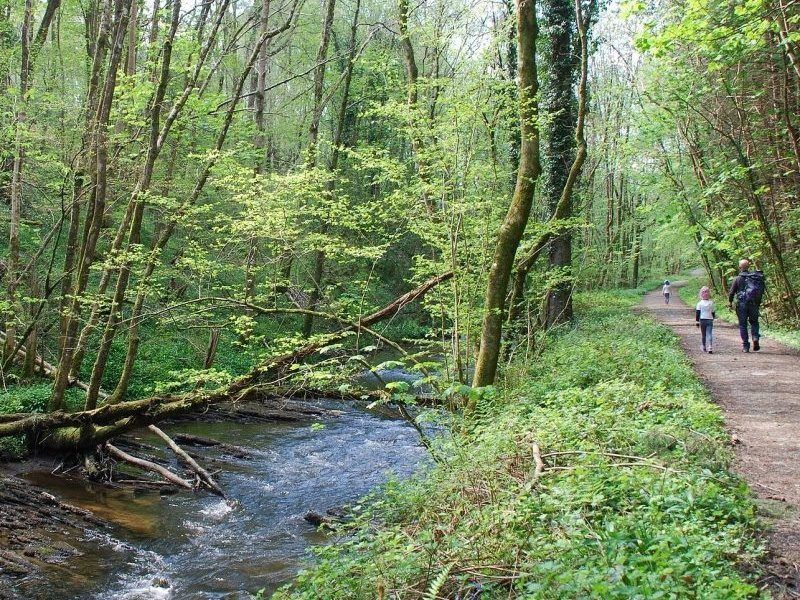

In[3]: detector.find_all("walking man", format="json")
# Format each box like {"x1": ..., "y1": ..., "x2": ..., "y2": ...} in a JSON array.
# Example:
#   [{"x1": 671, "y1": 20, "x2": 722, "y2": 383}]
[{"x1": 728, "y1": 259, "x2": 766, "y2": 353}]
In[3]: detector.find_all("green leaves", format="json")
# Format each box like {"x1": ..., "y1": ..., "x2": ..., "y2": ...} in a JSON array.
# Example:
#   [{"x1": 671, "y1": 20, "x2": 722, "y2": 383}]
[
  {"x1": 153, "y1": 368, "x2": 233, "y2": 394},
  {"x1": 274, "y1": 291, "x2": 761, "y2": 599}
]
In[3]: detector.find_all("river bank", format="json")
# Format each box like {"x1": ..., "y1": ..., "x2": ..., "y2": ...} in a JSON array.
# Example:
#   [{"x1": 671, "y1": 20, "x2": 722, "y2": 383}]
[
  {"x1": 275, "y1": 290, "x2": 766, "y2": 599},
  {"x1": 1, "y1": 289, "x2": 773, "y2": 599}
]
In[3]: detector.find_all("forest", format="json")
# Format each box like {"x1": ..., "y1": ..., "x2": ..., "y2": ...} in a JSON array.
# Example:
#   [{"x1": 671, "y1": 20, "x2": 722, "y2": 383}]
[{"x1": 1, "y1": 0, "x2": 799, "y2": 596}]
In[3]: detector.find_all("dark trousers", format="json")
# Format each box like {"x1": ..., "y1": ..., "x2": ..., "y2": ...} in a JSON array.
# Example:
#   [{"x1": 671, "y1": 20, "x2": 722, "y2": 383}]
[
  {"x1": 699, "y1": 319, "x2": 713, "y2": 349},
  {"x1": 736, "y1": 302, "x2": 760, "y2": 347}
]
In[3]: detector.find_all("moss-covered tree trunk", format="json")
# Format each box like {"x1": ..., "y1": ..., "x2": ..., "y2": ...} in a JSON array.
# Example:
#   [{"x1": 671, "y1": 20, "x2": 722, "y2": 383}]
[
  {"x1": 543, "y1": 0, "x2": 576, "y2": 327},
  {"x1": 472, "y1": 0, "x2": 540, "y2": 389}
]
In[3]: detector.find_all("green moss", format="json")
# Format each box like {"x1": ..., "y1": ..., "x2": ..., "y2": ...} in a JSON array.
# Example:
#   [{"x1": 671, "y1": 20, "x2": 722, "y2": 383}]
[
  {"x1": 275, "y1": 289, "x2": 763, "y2": 599},
  {"x1": 0, "y1": 384, "x2": 84, "y2": 459}
]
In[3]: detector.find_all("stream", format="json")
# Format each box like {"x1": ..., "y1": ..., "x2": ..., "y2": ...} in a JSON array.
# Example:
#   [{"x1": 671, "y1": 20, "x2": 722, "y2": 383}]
[{"x1": 10, "y1": 402, "x2": 428, "y2": 599}]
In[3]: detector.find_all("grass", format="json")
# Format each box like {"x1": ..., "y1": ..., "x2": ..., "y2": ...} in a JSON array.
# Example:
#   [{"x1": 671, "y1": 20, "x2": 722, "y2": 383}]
[
  {"x1": 274, "y1": 288, "x2": 763, "y2": 599},
  {"x1": 677, "y1": 276, "x2": 800, "y2": 350}
]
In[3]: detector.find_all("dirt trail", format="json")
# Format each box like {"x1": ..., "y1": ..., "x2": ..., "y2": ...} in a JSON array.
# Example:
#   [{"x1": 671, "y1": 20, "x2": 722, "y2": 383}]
[{"x1": 643, "y1": 285, "x2": 800, "y2": 594}]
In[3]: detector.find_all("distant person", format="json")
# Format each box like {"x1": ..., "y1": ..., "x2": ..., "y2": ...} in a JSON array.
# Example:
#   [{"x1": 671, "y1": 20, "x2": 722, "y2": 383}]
[
  {"x1": 727, "y1": 259, "x2": 765, "y2": 353},
  {"x1": 695, "y1": 286, "x2": 716, "y2": 353},
  {"x1": 662, "y1": 280, "x2": 671, "y2": 304}
]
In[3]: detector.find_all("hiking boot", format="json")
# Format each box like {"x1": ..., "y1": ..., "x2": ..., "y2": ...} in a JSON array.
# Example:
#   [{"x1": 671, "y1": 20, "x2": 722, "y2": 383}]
[
  {"x1": 708, "y1": 349, "x2": 713, "y2": 354},
  {"x1": 753, "y1": 339, "x2": 760, "y2": 352},
  {"x1": 742, "y1": 345, "x2": 750, "y2": 353}
]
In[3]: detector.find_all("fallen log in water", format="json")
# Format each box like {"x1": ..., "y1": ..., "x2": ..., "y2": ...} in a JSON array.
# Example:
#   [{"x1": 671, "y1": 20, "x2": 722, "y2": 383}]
[
  {"x1": 171, "y1": 434, "x2": 253, "y2": 459},
  {"x1": 0, "y1": 273, "x2": 452, "y2": 452},
  {"x1": 105, "y1": 443, "x2": 194, "y2": 490},
  {"x1": 148, "y1": 425, "x2": 226, "y2": 497}
]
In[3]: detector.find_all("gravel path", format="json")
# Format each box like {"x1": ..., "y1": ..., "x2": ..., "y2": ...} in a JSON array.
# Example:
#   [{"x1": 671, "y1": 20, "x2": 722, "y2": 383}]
[{"x1": 643, "y1": 286, "x2": 800, "y2": 596}]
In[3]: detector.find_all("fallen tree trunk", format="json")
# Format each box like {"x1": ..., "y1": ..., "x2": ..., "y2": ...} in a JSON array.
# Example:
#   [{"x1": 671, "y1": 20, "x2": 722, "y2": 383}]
[
  {"x1": 105, "y1": 442, "x2": 193, "y2": 490},
  {"x1": 148, "y1": 424, "x2": 226, "y2": 497},
  {"x1": 0, "y1": 273, "x2": 452, "y2": 451},
  {"x1": 171, "y1": 434, "x2": 253, "y2": 459}
]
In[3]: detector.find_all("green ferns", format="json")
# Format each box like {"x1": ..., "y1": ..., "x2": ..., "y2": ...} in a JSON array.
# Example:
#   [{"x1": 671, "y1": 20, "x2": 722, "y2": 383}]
[{"x1": 276, "y1": 290, "x2": 762, "y2": 599}]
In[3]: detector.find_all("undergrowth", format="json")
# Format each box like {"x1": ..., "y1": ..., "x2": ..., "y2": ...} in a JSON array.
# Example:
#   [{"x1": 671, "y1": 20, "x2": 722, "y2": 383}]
[
  {"x1": 274, "y1": 289, "x2": 763, "y2": 599},
  {"x1": 0, "y1": 385, "x2": 85, "y2": 460}
]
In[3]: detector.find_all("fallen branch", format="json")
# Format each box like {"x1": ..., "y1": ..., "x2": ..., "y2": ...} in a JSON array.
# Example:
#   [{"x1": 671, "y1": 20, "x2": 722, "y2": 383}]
[
  {"x1": 114, "y1": 479, "x2": 179, "y2": 489},
  {"x1": 0, "y1": 273, "x2": 452, "y2": 451},
  {"x1": 531, "y1": 442, "x2": 545, "y2": 479},
  {"x1": 541, "y1": 450, "x2": 657, "y2": 461},
  {"x1": 105, "y1": 442, "x2": 193, "y2": 490},
  {"x1": 548, "y1": 462, "x2": 670, "y2": 472},
  {"x1": 172, "y1": 434, "x2": 253, "y2": 459},
  {"x1": 148, "y1": 425, "x2": 226, "y2": 498}
]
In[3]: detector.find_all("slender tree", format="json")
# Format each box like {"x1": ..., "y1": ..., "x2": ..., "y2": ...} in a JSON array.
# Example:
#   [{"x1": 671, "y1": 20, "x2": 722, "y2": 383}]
[{"x1": 472, "y1": 0, "x2": 540, "y2": 390}]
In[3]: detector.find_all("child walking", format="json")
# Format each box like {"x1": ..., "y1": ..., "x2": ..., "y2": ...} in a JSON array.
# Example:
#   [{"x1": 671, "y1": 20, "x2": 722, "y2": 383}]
[
  {"x1": 695, "y1": 286, "x2": 716, "y2": 353},
  {"x1": 662, "y1": 280, "x2": 671, "y2": 304}
]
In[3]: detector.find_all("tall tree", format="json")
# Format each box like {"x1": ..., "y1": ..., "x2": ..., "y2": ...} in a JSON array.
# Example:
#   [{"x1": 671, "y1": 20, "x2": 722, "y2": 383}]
[
  {"x1": 301, "y1": 0, "x2": 362, "y2": 338},
  {"x1": 472, "y1": 0, "x2": 540, "y2": 389},
  {"x1": 542, "y1": 0, "x2": 577, "y2": 326},
  {"x1": 4, "y1": 0, "x2": 60, "y2": 360}
]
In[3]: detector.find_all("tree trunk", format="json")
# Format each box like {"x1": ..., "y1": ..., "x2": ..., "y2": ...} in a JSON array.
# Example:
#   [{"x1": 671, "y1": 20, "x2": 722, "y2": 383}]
[
  {"x1": 51, "y1": 0, "x2": 131, "y2": 411},
  {"x1": 472, "y1": 0, "x2": 540, "y2": 390},
  {"x1": 125, "y1": 0, "x2": 137, "y2": 75},
  {"x1": 543, "y1": 0, "x2": 577, "y2": 327},
  {"x1": 83, "y1": 0, "x2": 182, "y2": 410},
  {"x1": 306, "y1": 0, "x2": 336, "y2": 167},
  {"x1": 3, "y1": 0, "x2": 33, "y2": 362},
  {"x1": 243, "y1": 0, "x2": 272, "y2": 314},
  {"x1": 398, "y1": 0, "x2": 436, "y2": 216},
  {"x1": 507, "y1": 0, "x2": 591, "y2": 330},
  {"x1": 302, "y1": 0, "x2": 361, "y2": 338}
]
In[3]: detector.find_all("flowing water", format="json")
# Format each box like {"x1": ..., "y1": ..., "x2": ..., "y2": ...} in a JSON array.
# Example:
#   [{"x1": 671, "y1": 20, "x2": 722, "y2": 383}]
[{"x1": 14, "y1": 402, "x2": 428, "y2": 599}]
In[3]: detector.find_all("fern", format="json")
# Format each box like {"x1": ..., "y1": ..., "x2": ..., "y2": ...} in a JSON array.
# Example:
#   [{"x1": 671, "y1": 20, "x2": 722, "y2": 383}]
[{"x1": 423, "y1": 563, "x2": 453, "y2": 600}]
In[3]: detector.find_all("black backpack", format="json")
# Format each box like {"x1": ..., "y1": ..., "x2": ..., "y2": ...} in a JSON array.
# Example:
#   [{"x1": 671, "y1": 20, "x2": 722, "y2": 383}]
[{"x1": 738, "y1": 271, "x2": 765, "y2": 305}]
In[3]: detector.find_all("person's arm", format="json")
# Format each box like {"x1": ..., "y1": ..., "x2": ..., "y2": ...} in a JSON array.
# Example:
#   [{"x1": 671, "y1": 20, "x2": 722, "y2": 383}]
[
  {"x1": 711, "y1": 301, "x2": 716, "y2": 319},
  {"x1": 728, "y1": 276, "x2": 739, "y2": 305},
  {"x1": 695, "y1": 303, "x2": 701, "y2": 325}
]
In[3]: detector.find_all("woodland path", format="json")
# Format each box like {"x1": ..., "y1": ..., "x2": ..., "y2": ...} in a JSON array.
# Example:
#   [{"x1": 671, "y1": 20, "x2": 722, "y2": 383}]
[{"x1": 643, "y1": 285, "x2": 800, "y2": 594}]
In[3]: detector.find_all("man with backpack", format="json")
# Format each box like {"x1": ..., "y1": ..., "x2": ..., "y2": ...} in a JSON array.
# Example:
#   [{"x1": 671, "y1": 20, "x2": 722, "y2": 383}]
[{"x1": 728, "y1": 258, "x2": 766, "y2": 353}]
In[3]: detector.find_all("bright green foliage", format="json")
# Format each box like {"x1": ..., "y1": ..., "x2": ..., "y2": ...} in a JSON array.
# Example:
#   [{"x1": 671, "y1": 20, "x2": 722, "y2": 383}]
[
  {"x1": 274, "y1": 291, "x2": 763, "y2": 599},
  {"x1": 0, "y1": 385, "x2": 84, "y2": 458},
  {"x1": 624, "y1": 0, "x2": 800, "y2": 322}
]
